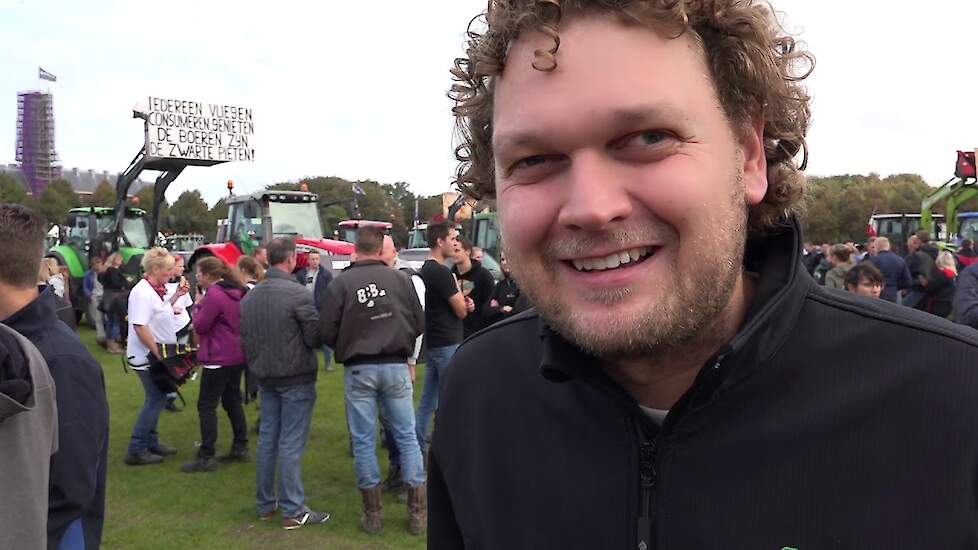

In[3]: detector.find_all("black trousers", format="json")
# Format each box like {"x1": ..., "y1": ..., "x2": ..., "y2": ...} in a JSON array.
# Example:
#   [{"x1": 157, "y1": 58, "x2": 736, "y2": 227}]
[{"x1": 196, "y1": 365, "x2": 248, "y2": 459}]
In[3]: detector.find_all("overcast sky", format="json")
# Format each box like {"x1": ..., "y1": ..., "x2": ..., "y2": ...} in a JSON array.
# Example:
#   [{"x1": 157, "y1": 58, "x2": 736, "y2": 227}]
[{"x1": 1, "y1": 0, "x2": 977, "y2": 205}]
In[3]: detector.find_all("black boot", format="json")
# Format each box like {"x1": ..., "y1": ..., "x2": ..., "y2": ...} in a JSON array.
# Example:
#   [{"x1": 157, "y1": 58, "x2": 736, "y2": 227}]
[
  {"x1": 217, "y1": 447, "x2": 249, "y2": 463},
  {"x1": 181, "y1": 456, "x2": 219, "y2": 473},
  {"x1": 383, "y1": 462, "x2": 405, "y2": 494}
]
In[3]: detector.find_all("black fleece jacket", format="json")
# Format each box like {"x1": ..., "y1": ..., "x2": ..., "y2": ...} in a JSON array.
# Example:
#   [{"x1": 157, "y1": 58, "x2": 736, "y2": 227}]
[
  {"x1": 3, "y1": 288, "x2": 109, "y2": 550},
  {"x1": 429, "y1": 220, "x2": 978, "y2": 549}
]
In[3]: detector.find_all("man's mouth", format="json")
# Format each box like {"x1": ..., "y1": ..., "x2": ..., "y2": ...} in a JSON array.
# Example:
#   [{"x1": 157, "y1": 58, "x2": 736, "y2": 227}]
[{"x1": 567, "y1": 246, "x2": 656, "y2": 272}]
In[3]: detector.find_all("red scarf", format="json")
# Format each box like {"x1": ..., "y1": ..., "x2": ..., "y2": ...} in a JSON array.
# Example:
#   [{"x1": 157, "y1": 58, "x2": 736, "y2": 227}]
[{"x1": 145, "y1": 277, "x2": 167, "y2": 300}]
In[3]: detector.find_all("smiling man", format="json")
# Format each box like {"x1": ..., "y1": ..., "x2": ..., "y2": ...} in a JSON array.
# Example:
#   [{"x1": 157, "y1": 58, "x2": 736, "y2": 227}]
[{"x1": 429, "y1": 1, "x2": 978, "y2": 549}]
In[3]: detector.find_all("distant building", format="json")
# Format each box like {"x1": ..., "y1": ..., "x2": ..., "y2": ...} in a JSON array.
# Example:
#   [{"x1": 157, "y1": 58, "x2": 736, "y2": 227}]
[
  {"x1": 15, "y1": 91, "x2": 60, "y2": 196},
  {"x1": 0, "y1": 164, "x2": 150, "y2": 197}
]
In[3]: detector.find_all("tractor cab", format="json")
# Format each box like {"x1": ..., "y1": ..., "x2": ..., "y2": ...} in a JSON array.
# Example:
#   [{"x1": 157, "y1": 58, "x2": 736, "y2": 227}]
[
  {"x1": 227, "y1": 190, "x2": 324, "y2": 253},
  {"x1": 61, "y1": 207, "x2": 152, "y2": 270},
  {"x1": 193, "y1": 190, "x2": 353, "y2": 275},
  {"x1": 956, "y1": 212, "x2": 978, "y2": 244},
  {"x1": 871, "y1": 213, "x2": 945, "y2": 256}
]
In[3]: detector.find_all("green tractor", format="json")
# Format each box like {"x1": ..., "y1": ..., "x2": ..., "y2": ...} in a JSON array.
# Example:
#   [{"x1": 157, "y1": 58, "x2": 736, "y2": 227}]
[{"x1": 47, "y1": 206, "x2": 155, "y2": 317}]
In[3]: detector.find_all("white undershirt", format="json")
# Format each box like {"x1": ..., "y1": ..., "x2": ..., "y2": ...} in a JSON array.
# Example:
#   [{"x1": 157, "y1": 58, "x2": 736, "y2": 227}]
[{"x1": 638, "y1": 405, "x2": 669, "y2": 426}]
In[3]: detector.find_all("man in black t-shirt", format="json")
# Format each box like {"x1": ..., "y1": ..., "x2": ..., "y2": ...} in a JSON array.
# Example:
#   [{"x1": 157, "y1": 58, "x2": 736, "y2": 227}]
[
  {"x1": 451, "y1": 236, "x2": 495, "y2": 338},
  {"x1": 484, "y1": 251, "x2": 522, "y2": 326},
  {"x1": 415, "y1": 222, "x2": 468, "y2": 451}
]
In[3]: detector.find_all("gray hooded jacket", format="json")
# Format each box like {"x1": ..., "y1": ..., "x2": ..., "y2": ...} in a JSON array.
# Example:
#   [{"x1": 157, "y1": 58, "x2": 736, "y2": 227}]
[{"x1": 0, "y1": 324, "x2": 58, "y2": 550}]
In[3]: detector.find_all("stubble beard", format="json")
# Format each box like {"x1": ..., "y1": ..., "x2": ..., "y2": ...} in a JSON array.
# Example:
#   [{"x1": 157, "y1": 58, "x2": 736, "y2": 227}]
[{"x1": 508, "y1": 180, "x2": 748, "y2": 359}]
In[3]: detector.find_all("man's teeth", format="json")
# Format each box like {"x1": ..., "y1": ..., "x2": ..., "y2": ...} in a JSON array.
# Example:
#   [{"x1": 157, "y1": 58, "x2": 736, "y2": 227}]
[{"x1": 571, "y1": 247, "x2": 653, "y2": 272}]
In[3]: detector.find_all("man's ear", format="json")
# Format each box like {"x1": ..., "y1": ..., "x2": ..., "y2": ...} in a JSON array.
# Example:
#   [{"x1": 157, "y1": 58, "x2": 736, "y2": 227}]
[{"x1": 739, "y1": 108, "x2": 768, "y2": 206}]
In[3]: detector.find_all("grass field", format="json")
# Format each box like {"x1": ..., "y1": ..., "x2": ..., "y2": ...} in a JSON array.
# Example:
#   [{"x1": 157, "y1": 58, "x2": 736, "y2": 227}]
[{"x1": 82, "y1": 327, "x2": 428, "y2": 550}]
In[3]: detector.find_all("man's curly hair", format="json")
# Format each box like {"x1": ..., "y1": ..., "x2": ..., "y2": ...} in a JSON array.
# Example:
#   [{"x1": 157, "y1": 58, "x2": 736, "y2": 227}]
[{"x1": 450, "y1": 0, "x2": 814, "y2": 234}]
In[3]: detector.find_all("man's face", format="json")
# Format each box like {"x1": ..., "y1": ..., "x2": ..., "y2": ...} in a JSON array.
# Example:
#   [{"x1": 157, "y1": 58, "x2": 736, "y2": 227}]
[
  {"x1": 307, "y1": 252, "x2": 321, "y2": 270},
  {"x1": 866, "y1": 241, "x2": 877, "y2": 256},
  {"x1": 453, "y1": 245, "x2": 470, "y2": 264},
  {"x1": 492, "y1": 17, "x2": 767, "y2": 356},
  {"x1": 907, "y1": 236, "x2": 920, "y2": 252},
  {"x1": 438, "y1": 229, "x2": 459, "y2": 258},
  {"x1": 381, "y1": 236, "x2": 397, "y2": 266},
  {"x1": 472, "y1": 247, "x2": 484, "y2": 262},
  {"x1": 255, "y1": 248, "x2": 268, "y2": 265},
  {"x1": 850, "y1": 277, "x2": 882, "y2": 299}
]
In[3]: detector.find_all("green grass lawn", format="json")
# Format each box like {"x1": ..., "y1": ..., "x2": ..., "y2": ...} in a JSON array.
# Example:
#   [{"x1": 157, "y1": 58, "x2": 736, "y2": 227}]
[{"x1": 82, "y1": 327, "x2": 428, "y2": 549}]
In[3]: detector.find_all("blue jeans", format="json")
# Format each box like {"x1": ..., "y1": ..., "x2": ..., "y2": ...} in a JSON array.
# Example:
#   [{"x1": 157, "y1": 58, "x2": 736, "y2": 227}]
[
  {"x1": 255, "y1": 383, "x2": 317, "y2": 518},
  {"x1": 105, "y1": 314, "x2": 121, "y2": 341},
  {"x1": 128, "y1": 369, "x2": 166, "y2": 455},
  {"x1": 345, "y1": 363, "x2": 425, "y2": 489},
  {"x1": 323, "y1": 346, "x2": 334, "y2": 371},
  {"x1": 415, "y1": 344, "x2": 458, "y2": 451}
]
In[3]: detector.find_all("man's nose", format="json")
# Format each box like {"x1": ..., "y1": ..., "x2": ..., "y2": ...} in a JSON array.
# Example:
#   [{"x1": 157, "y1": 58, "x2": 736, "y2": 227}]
[{"x1": 557, "y1": 152, "x2": 632, "y2": 231}]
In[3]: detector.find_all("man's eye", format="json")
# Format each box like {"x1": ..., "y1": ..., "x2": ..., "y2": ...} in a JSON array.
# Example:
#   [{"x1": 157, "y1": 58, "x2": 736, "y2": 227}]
[
  {"x1": 623, "y1": 130, "x2": 671, "y2": 148},
  {"x1": 512, "y1": 155, "x2": 549, "y2": 171}
]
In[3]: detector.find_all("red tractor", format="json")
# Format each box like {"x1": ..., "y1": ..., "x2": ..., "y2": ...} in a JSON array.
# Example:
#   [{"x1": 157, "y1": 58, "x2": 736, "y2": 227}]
[
  {"x1": 188, "y1": 190, "x2": 353, "y2": 276},
  {"x1": 335, "y1": 219, "x2": 393, "y2": 243}
]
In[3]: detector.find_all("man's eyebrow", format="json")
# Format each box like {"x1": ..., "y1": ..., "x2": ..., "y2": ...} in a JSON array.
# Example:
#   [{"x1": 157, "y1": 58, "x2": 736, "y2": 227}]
[
  {"x1": 607, "y1": 104, "x2": 688, "y2": 125},
  {"x1": 492, "y1": 132, "x2": 545, "y2": 154}
]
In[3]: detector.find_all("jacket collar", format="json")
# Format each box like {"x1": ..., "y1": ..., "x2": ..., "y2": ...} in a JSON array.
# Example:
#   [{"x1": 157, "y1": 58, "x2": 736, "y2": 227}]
[
  {"x1": 540, "y1": 218, "x2": 812, "y2": 396},
  {"x1": 2, "y1": 287, "x2": 59, "y2": 340},
  {"x1": 350, "y1": 259, "x2": 387, "y2": 269},
  {"x1": 266, "y1": 267, "x2": 300, "y2": 283}
]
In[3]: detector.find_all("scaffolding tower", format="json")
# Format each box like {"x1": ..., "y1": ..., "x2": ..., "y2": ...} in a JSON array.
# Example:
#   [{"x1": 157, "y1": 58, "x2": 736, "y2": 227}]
[{"x1": 16, "y1": 91, "x2": 61, "y2": 196}]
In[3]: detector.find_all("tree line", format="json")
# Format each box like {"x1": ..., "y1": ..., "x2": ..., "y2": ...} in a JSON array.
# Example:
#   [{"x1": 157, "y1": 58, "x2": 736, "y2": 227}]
[
  {"x1": 0, "y1": 172, "x2": 448, "y2": 247},
  {"x1": 797, "y1": 173, "x2": 978, "y2": 244},
  {"x1": 7, "y1": 169, "x2": 963, "y2": 247}
]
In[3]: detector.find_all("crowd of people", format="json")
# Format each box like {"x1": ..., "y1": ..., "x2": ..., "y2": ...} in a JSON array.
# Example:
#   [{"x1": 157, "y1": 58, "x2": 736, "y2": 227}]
[
  {"x1": 0, "y1": 200, "x2": 530, "y2": 546},
  {"x1": 802, "y1": 231, "x2": 978, "y2": 325}
]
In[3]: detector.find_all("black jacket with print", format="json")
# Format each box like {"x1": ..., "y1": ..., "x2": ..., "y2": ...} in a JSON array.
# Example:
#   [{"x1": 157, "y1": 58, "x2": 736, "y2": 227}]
[
  {"x1": 320, "y1": 260, "x2": 424, "y2": 366},
  {"x1": 428, "y1": 220, "x2": 978, "y2": 549}
]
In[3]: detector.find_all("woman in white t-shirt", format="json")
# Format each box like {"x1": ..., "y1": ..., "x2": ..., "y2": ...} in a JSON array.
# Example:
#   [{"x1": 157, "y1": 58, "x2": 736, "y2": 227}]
[{"x1": 124, "y1": 248, "x2": 191, "y2": 466}]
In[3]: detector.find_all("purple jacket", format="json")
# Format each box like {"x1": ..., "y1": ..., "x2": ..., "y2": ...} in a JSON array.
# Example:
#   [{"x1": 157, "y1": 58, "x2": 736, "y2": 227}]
[{"x1": 193, "y1": 282, "x2": 246, "y2": 366}]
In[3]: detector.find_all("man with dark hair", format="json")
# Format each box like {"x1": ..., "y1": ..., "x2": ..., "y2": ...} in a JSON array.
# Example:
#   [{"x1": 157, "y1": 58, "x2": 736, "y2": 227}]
[
  {"x1": 0, "y1": 204, "x2": 109, "y2": 549},
  {"x1": 957, "y1": 238, "x2": 978, "y2": 269},
  {"x1": 320, "y1": 231, "x2": 427, "y2": 535},
  {"x1": 916, "y1": 230, "x2": 940, "y2": 261},
  {"x1": 429, "y1": 2, "x2": 978, "y2": 548},
  {"x1": 239, "y1": 237, "x2": 330, "y2": 530},
  {"x1": 905, "y1": 233, "x2": 936, "y2": 308},
  {"x1": 415, "y1": 221, "x2": 467, "y2": 453},
  {"x1": 844, "y1": 262, "x2": 884, "y2": 299},
  {"x1": 484, "y1": 250, "x2": 522, "y2": 326},
  {"x1": 451, "y1": 236, "x2": 495, "y2": 337},
  {"x1": 295, "y1": 249, "x2": 335, "y2": 372},
  {"x1": 355, "y1": 225, "x2": 386, "y2": 255}
]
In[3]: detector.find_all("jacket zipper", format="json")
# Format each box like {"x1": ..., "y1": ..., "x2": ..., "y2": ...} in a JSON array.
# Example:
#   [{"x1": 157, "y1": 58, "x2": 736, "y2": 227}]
[
  {"x1": 633, "y1": 352, "x2": 728, "y2": 550},
  {"x1": 636, "y1": 421, "x2": 656, "y2": 550}
]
